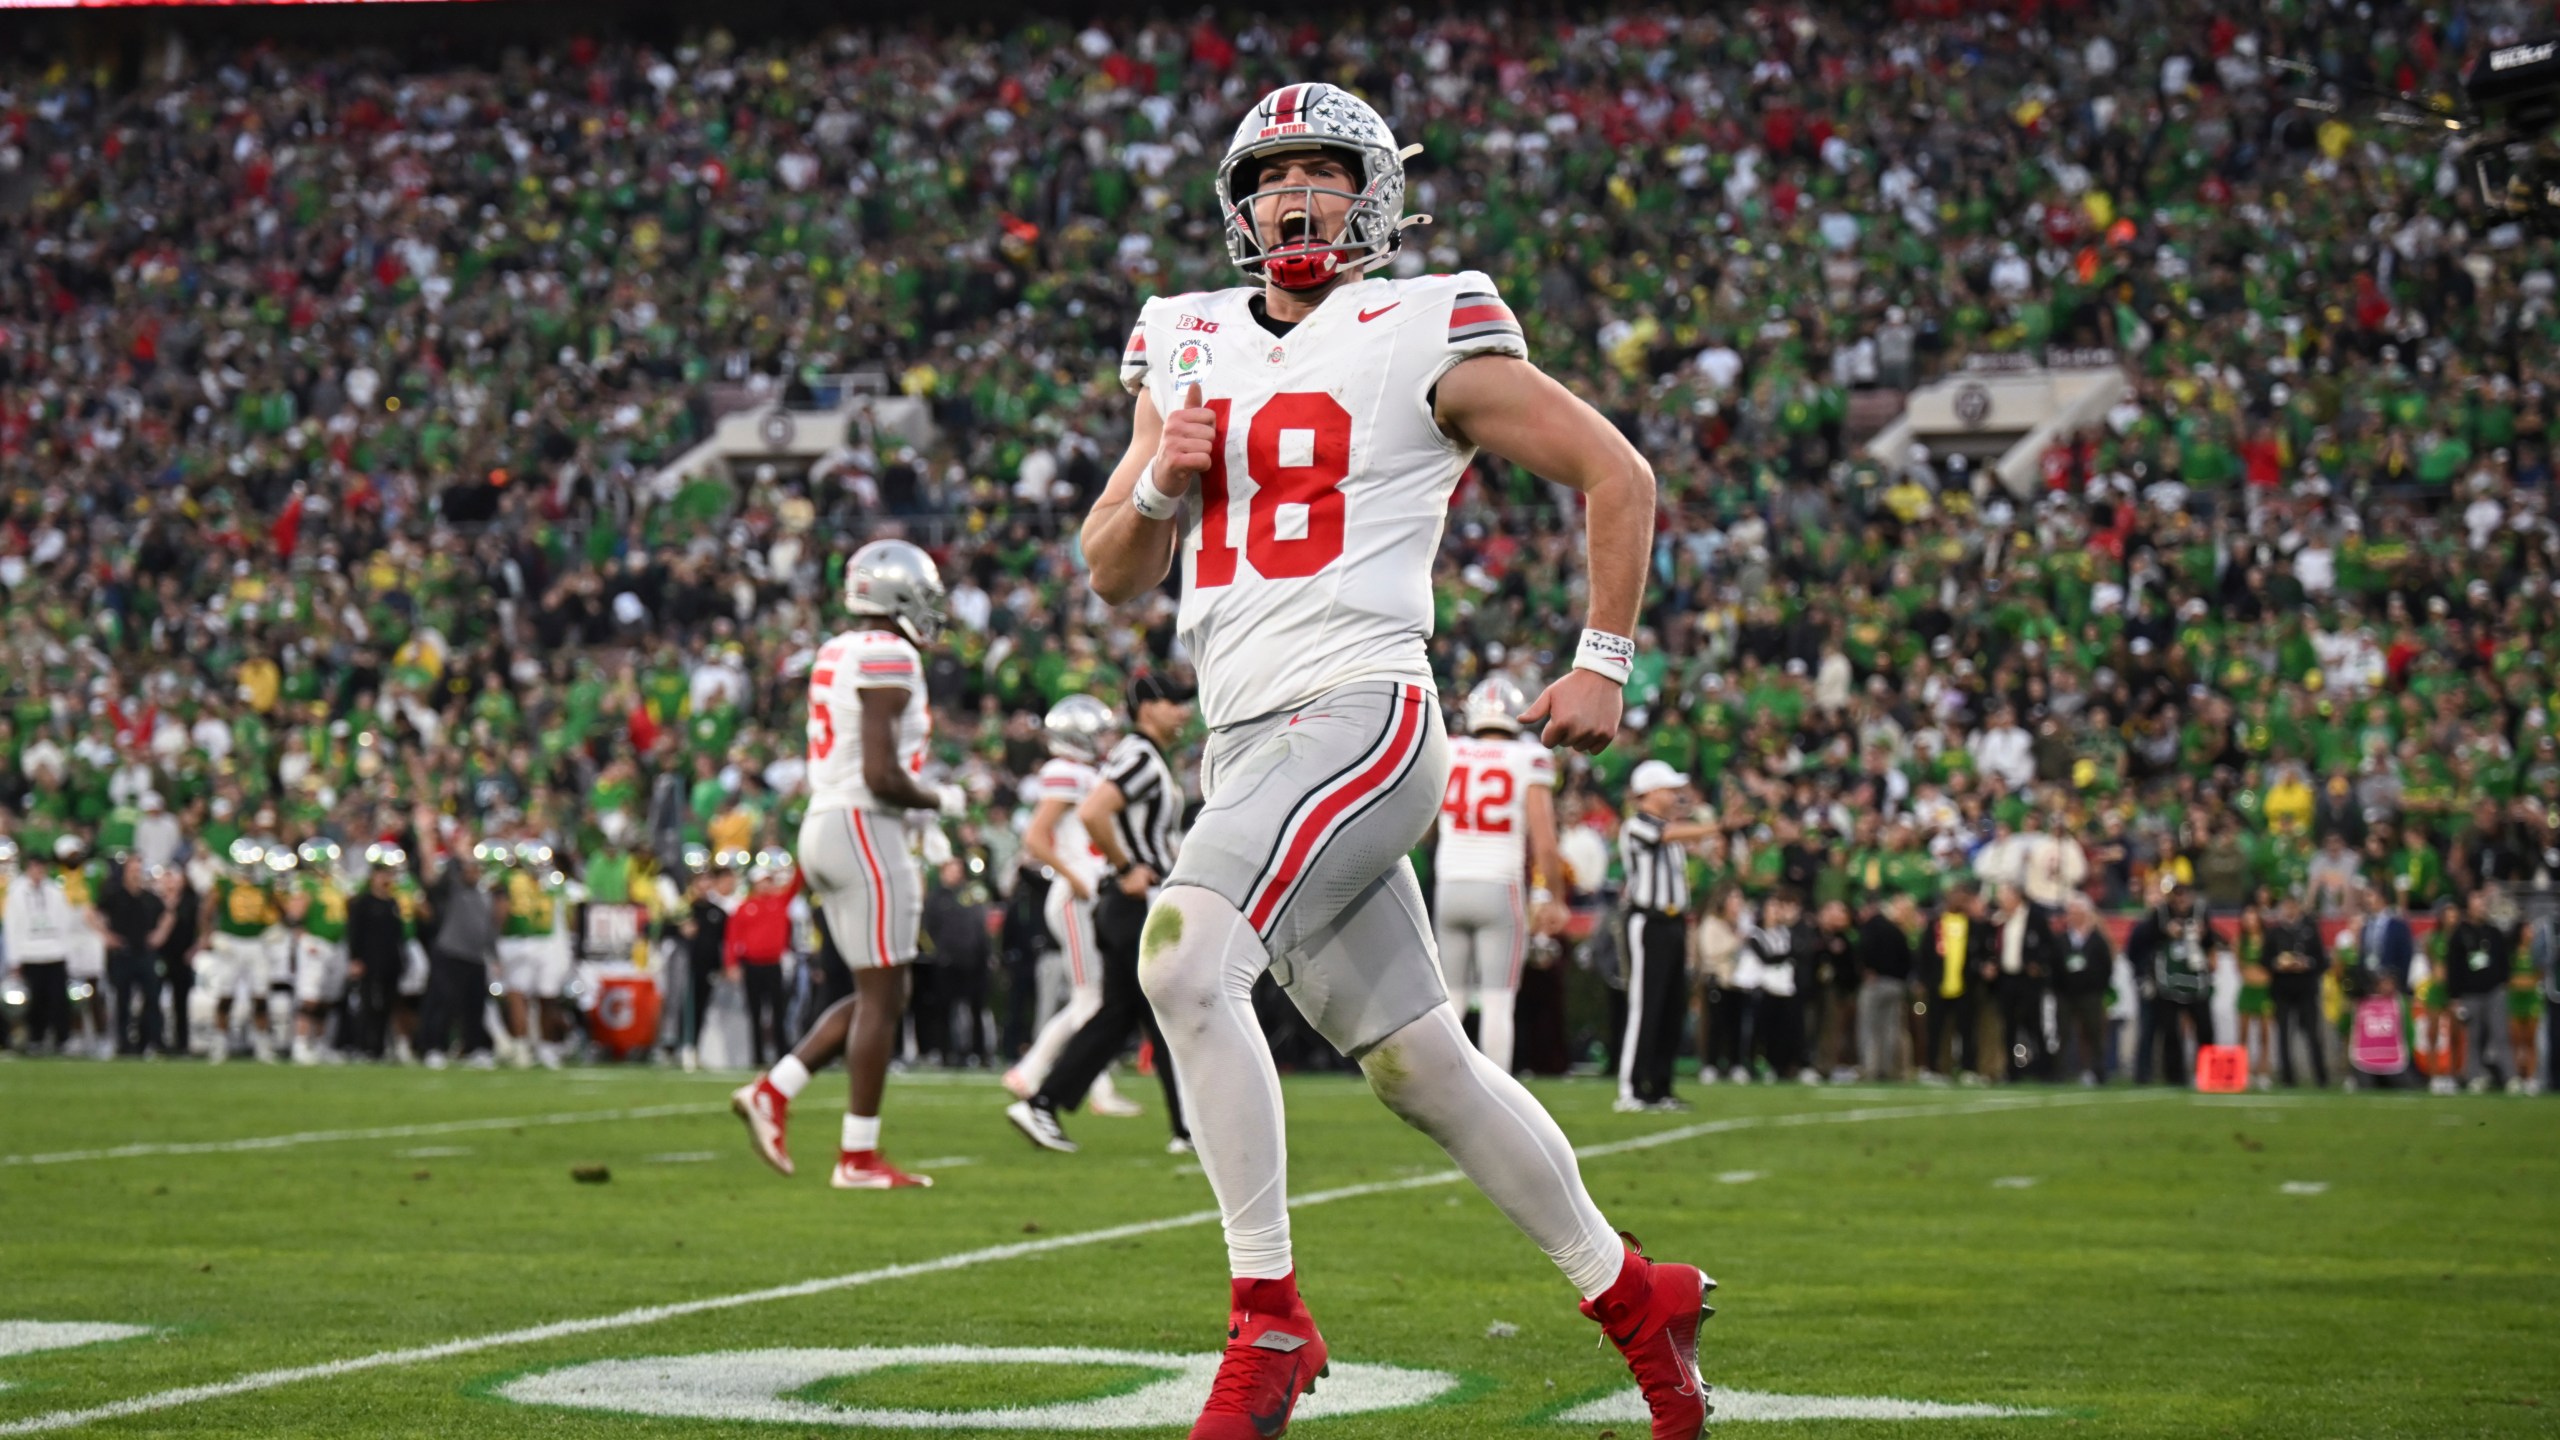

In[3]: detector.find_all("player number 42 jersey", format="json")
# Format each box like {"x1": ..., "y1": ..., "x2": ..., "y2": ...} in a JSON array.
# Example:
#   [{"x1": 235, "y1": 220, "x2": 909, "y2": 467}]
[
  {"x1": 1120, "y1": 271, "x2": 1527, "y2": 728},
  {"x1": 807, "y1": 629, "x2": 930, "y2": 812},
  {"x1": 1436, "y1": 734, "x2": 1555, "y2": 885}
]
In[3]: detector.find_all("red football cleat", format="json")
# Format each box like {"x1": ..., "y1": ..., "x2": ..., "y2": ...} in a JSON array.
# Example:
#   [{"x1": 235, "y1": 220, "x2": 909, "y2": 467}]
[
  {"x1": 731, "y1": 1080, "x2": 793, "y2": 1176},
  {"x1": 1190, "y1": 1273, "x2": 1329, "y2": 1439},
  {"x1": 830, "y1": 1149, "x2": 933, "y2": 1190},
  {"x1": 1580, "y1": 1233, "x2": 1714, "y2": 1440}
]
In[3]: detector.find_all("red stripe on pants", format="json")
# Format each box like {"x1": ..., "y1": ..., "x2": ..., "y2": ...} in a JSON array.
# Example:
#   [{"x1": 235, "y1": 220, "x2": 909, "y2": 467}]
[
  {"x1": 1246, "y1": 685, "x2": 1424, "y2": 933},
  {"x1": 850, "y1": 811, "x2": 890, "y2": 964}
]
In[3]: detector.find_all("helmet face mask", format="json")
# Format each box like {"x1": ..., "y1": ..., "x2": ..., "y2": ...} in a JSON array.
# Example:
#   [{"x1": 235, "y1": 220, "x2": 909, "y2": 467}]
[
  {"x1": 843, "y1": 539, "x2": 949, "y2": 647},
  {"x1": 1217, "y1": 84, "x2": 1419, "y2": 293}
]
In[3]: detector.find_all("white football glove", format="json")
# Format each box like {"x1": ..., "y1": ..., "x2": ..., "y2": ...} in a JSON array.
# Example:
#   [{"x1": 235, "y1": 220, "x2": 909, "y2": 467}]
[
  {"x1": 936, "y1": 783, "x2": 968, "y2": 818},
  {"x1": 919, "y1": 823, "x2": 955, "y2": 867}
]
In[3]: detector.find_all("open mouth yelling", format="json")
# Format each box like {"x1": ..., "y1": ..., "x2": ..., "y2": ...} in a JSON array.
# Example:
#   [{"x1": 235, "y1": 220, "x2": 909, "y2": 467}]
[{"x1": 1271, "y1": 206, "x2": 1322, "y2": 252}]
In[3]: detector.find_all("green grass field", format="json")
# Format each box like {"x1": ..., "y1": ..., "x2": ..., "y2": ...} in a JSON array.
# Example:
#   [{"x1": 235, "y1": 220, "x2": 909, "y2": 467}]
[{"x1": 0, "y1": 1062, "x2": 2552, "y2": 1438}]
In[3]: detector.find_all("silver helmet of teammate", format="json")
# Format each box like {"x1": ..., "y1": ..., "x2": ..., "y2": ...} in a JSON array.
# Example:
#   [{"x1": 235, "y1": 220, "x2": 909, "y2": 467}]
[
  {"x1": 843, "y1": 539, "x2": 948, "y2": 647},
  {"x1": 1462, "y1": 674, "x2": 1529, "y2": 737},
  {"x1": 1215, "y1": 83, "x2": 1422, "y2": 291},
  {"x1": 1041, "y1": 694, "x2": 1118, "y2": 764}
]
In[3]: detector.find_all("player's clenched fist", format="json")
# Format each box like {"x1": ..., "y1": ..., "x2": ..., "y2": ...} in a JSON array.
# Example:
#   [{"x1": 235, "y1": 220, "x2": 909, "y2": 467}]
[
  {"x1": 1154, "y1": 382, "x2": 1216, "y2": 493},
  {"x1": 1518, "y1": 669, "x2": 1624, "y2": 755}
]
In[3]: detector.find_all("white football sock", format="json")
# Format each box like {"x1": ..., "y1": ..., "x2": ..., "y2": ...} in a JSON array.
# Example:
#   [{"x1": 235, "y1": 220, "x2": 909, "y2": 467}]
[
  {"x1": 769, "y1": 1054, "x2": 812, "y2": 1100},
  {"x1": 1363, "y1": 1004, "x2": 1625, "y2": 1298},
  {"x1": 841, "y1": 1112, "x2": 881, "y2": 1152},
  {"x1": 1476, "y1": 986, "x2": 1517, "y2": 1074},
  {"x1": 1140, "y1": 886, "x2": 1292, "y2": 1280},
  {"x1": 1016, "y1": 974, "x2": 1104, "y2": 1090}
]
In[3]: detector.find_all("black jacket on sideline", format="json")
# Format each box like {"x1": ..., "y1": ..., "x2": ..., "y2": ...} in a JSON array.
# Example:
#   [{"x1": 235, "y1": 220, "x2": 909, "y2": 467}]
[
  {"x1": 2442, "y1": 919, "x2": 2515, "y2": 998},
  {"x1": 2264, "y1": 917, "x2": 2328, "y2": 1002},
  {"x1": 922, "y1": 887, "x2": 989, "y2": 969},
  {"x1": 1855, "y1": 913, "x2": 1914, "y2": 981},
  {"x1": 346, "y1": 890, "x2": 407, "y2": 987},
  {"x1": 2053, "y1": 921, "x2": 2114, "y2": 998}
]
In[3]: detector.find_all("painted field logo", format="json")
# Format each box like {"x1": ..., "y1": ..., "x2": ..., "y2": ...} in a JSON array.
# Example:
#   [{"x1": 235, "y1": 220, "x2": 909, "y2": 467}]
[{"x1": 494, "y1": 1345, "x2": 1458, "y2": 1430}]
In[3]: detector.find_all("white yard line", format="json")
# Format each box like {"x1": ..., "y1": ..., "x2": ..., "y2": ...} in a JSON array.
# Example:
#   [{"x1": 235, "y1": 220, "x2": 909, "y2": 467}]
[
  {"x1": 0, "y1": 1104, "x2": 722, "y2": 1167},
  {"x1": 0, "y1": 1090, "x2": 2154, "y2": 1435}
]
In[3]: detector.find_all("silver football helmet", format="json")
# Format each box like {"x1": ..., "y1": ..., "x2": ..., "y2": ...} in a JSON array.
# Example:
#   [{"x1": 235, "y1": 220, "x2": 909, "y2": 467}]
[
  {"x1": 1041, "y1": 694, "x2": 1118, "y2": 764},
  {"x1": 843, "y1": 539, "x2": 948, "y2": 646},
  {"x1": 1462, "y1": 674, "x2": 1529, "y2": 737},
  {"x1": 1216, "y1": 83, "x2": 1427, "y2": 291}
]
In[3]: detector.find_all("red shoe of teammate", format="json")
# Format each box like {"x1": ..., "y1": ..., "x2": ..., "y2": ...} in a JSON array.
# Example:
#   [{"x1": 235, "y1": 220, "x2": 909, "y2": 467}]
[
  {"x1": 1190, "y1": 1273, "x2": 1328, "y2": 1440},
  {"x1": 1580, "y1": 1233, "x2": 1714, "y2": 1440},
  {"x1": 830, "y1": 1150, "x2": 933, "y2": 1189},
  {"x1": 730, "y1": 1080, "x2": 793, "y2": 1176}
]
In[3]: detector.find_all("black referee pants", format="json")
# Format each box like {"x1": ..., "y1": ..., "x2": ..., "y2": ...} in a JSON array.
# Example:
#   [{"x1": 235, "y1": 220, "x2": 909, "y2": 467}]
[
  {"x1": 1043, "y1": 887, "x2": 1187, "y2": 1135},
  {"x1": 1616, "y1": 910, "x2": 1687, "y2": 1104}
]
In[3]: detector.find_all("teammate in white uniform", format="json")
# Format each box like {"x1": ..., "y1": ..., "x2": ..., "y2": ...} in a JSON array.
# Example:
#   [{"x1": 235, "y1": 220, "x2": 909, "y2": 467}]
[
  {"x1": 732, "y1": 540, "x2": 963, "y2": 1192},
  {"x1": 1002, "y1": 696, "x2": 1143, "y2": 1116},
  {"x1": 1435, "y1": 674, "x2": 1565, "y2": 1074},
  {"x1": 1079, "y1": 83, "x2": 1711, "y2": 1440}
]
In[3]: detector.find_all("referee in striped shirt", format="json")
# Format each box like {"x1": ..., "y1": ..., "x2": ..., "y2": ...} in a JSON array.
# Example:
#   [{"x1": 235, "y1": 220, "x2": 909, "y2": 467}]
[
  {"x1": 1009, "y1": 672, "x2": 1195, "y2": 1154},
  {"x1": 1617, "y1": 760, "x2": 1713, "y2": 1112}
]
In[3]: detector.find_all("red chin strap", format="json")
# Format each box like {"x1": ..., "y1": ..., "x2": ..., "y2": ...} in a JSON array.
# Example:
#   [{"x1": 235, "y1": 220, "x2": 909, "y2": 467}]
[{"x1": 1263, "y1": 242, "x2": 1345, "y2": 292}]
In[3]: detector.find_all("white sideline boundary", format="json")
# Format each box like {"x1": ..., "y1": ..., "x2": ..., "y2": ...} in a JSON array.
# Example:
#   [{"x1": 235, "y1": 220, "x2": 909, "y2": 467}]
[
  {"x1": 0, "y1": 1090, "x2": 2153, "y2": 1434},
  {"x1": 0, "y1": 1104, "x2": 723, "y2": 1167}
]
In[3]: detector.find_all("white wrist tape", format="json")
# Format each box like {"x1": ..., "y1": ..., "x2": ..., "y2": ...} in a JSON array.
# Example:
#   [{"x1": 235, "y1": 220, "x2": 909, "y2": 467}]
[
  {"x1": 1131, "y1": 460, "x2": 1182, "y2": 521},
  {"x1": 1572, "y1": 628, "x2": 1635, "y2": 685}
]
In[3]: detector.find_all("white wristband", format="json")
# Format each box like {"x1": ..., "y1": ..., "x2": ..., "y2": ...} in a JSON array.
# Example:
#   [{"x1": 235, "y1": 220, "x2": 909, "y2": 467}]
[
  {"x1": 1572, "y1": 628, "x2": 1635, "y2": 685},
  {"x1": 1131, "y1": 460, "x2": 1182, "y2": 521}
]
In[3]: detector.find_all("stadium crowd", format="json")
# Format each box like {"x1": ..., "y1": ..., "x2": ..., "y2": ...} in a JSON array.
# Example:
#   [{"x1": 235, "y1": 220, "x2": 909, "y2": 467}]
[{"x1": 0, "y1": 1, "x2": 2557, "y2": 1091}]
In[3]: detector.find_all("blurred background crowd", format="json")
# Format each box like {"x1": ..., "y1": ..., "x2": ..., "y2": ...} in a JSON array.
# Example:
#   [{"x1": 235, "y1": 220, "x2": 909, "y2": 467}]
[{"x1": 0, "y1": 0, "x2": 2557, "y2": 1091}]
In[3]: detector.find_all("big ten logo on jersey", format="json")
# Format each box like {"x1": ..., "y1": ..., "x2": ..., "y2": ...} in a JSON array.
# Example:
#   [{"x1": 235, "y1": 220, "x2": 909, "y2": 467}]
[
  {"x1": 1188, "y1": 392, "x2": 1355, "y2": 587},
  {"x1": 1173, "y1": 313, "x2": 1218, "y2": 333},
  {"x1": 1441, "y1": 756, "x2": 1516, "y2": 834}
]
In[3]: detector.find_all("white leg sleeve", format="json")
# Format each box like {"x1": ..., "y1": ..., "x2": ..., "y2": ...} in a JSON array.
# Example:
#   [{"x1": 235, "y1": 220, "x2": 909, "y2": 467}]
[
  {"x1": 1140, "y1": 885, "x2": 1292, "y2": 1280},
  {"x1": 1476, "y1": 987, "x2": 1518, "y2": 1074},
  {"x1": 1362, "y1": 1003, "x2": 1624, "y2": 1298},
  {"x1": 1016, "y1": 982, "x2": 1101, "y2": 1090}
]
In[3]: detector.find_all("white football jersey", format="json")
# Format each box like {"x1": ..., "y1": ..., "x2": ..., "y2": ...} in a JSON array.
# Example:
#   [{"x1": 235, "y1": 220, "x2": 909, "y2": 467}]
[
  {"x1": 806, "y1": 628, "x2": 929, "y2": 812},
  {"x1": 1120, "y1": 270, "x2": 1528, "y2": 727},
  {"x1": 1435, "y1": 734, "x2": 1556, "y2": 885},
  {"x1": 1033, "y1": 757, "x2": 1108, "y2": 887}
]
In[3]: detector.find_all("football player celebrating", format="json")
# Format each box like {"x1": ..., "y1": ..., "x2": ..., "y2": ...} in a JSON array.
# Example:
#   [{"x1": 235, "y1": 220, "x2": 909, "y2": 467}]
[
  {"x1": 1080, "y1": 84, "x2": 1712, "y2": 1440},
  {"x1": 1436, "y1": 674, "x2": 1567, "y2": 1074},
  {"x1": 1002, "y1": 694, "x2": 1142, "y2": 1119},
  {"x1": 731, "y1": 540, "x2": 960, "y2": 1191}
]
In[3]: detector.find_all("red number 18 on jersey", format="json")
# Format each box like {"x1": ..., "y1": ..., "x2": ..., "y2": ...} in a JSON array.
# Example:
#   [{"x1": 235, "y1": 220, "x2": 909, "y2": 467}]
[{"x1": 1191, "y1": 391, "x2": 1353, "y2": 587}]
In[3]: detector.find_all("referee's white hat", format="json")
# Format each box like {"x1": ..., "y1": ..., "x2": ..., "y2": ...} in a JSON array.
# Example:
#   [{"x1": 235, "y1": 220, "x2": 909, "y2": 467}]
[{"x1": 1630, "y1": 760, "x2": 1690, "y2": 797}]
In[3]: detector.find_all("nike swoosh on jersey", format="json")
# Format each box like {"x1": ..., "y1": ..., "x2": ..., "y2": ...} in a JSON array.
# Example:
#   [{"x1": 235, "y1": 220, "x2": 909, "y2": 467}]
[{"x1": 1357, "y1": 303, "x2": 1400, "y2": 323}]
